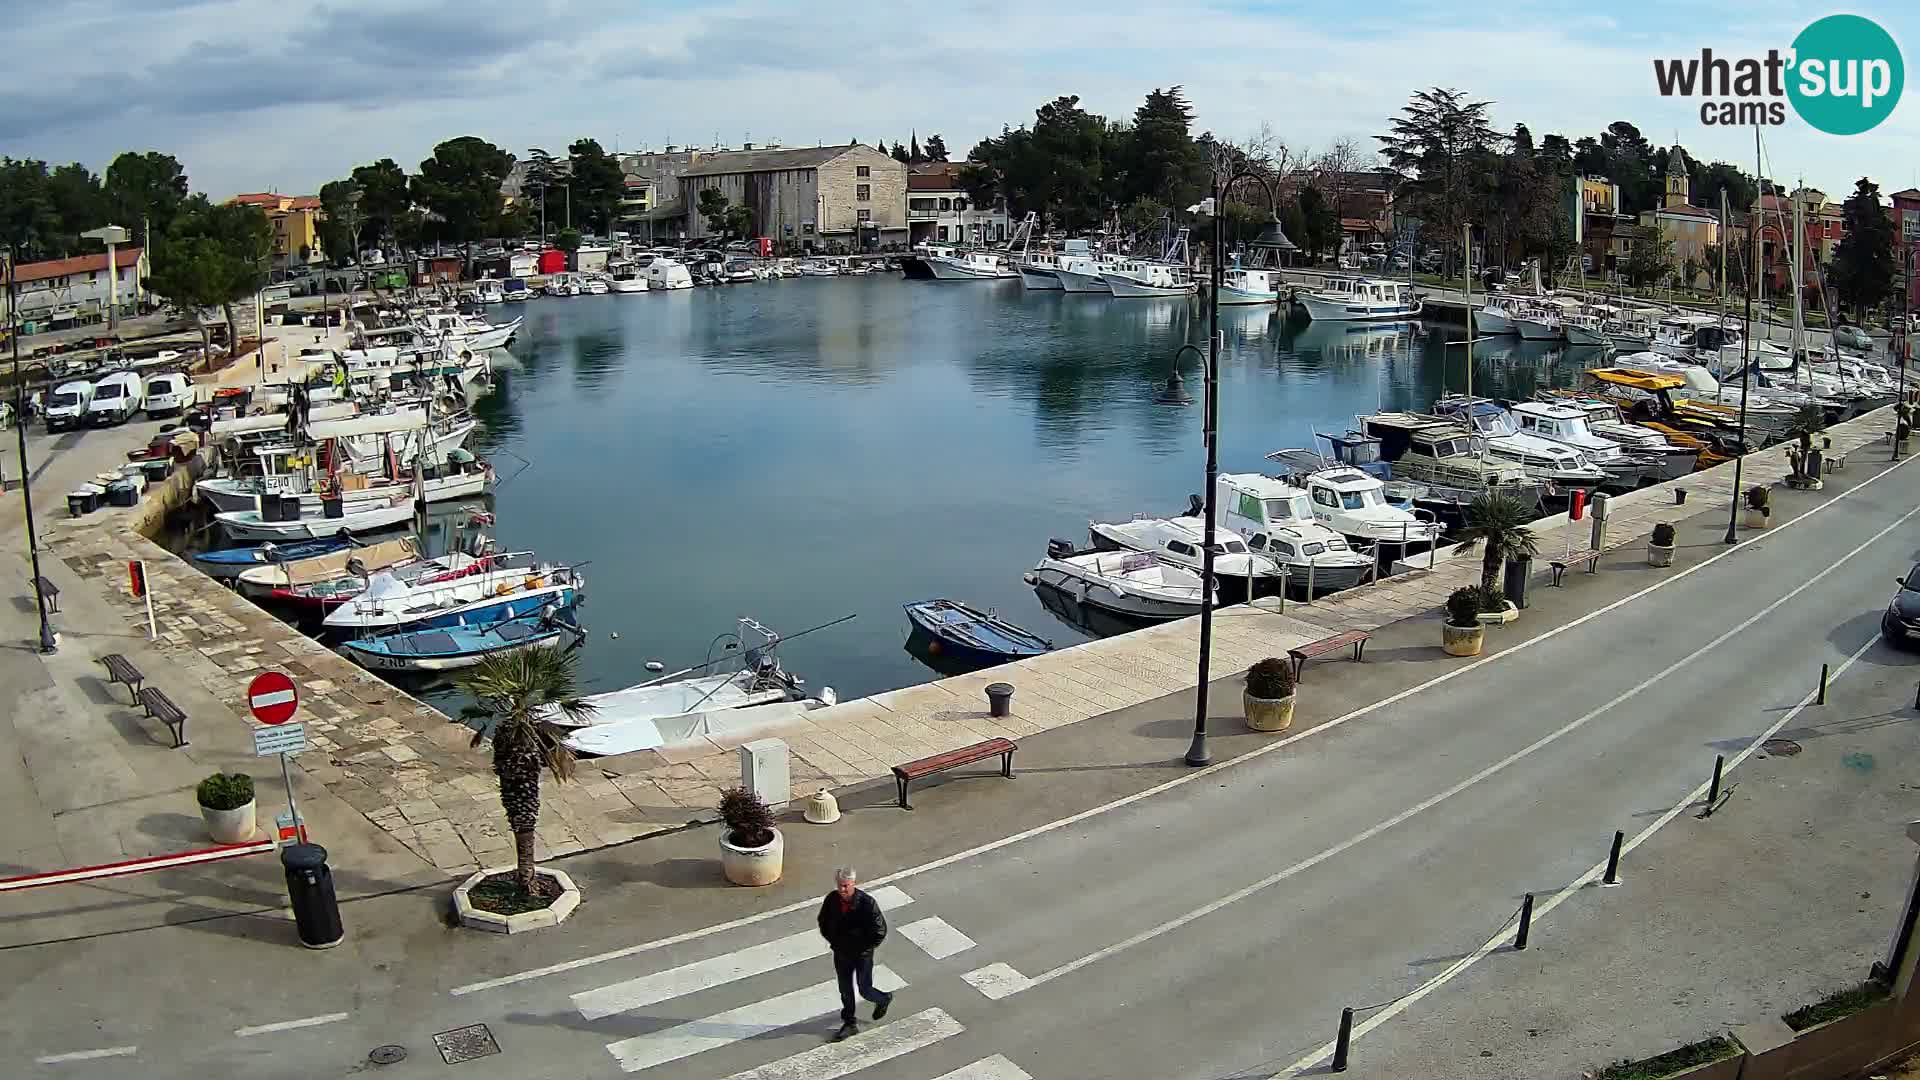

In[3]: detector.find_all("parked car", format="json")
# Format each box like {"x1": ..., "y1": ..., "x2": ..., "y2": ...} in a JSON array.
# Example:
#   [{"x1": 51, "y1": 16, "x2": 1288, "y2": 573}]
[
  {"x1": 1834, "y1": 324, "x2": 1874, "y2": 351},
  {"x1": 1882, "y1": 564, "x2": 1920, "y2": 647}
]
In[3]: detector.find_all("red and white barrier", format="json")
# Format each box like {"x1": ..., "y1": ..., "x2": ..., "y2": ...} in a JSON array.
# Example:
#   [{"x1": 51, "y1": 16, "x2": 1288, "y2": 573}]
[{"x1": 0, "y1": 839, "x2": 278, "y2": 892}]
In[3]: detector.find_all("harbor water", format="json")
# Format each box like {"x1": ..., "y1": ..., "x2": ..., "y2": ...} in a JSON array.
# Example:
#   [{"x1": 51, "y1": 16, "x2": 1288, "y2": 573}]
[{"x1": 448, "y1": 277, "x2": 1597, "y2": 705}]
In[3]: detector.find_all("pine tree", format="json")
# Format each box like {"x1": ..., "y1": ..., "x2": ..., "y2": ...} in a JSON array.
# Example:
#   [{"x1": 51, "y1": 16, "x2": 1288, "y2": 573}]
[{"x1": 1831, "y1": 177, "x2": 1896, "y2": 318}]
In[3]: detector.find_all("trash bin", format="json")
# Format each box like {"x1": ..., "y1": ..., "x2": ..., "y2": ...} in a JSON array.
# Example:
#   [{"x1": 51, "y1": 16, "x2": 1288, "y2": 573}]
[
  {"x1": 66, "y1": 490, "x2": 97, "y2": 517},
  {"x1": 1503, "y1": 554, "x2": 1532, "y2": 610},
  {"x1": 281, "y1": 843, "x2": 344, "y2": 949},
  {"x1": 986, "y1": 682, "x2": 1015, "y2": 718}
]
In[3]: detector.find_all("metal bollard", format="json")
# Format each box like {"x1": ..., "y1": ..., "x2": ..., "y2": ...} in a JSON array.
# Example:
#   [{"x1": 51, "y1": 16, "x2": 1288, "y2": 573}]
[
  {"x1": 1675, "y1": 487, "x2": 1687, "y2": 506},
  {"x1": 985, "y1": 682, "x2": 1014, "y2": 719},
  {"x1": 1817, "y1": 663, "x2": 1830, "y2": 705},
  {"x1": 1331, "y1": 1007, "x2": 1354, "y2": 1072},
  {"x1": 1307, "y1": 557, "x2": 1316, "y2": 602},
  {"x1": 1708, "y1": 754, "x2": 1725, "y2": 806},
  {"x1": 1515, "y1": 893, "x2": 1534, "y2": 950},
  {"x1": 1602, "y1": 830, "x2": 1625, "y2": 886},
  {"x1": 1914, "y1": 680, "x2": 1920, "y2": 711}
]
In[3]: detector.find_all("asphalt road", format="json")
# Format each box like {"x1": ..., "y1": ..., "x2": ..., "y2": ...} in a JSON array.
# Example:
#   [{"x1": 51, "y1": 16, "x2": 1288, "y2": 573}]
[{"x1": 6, "y1": 449, "x2": 1920, "y2": 1079}]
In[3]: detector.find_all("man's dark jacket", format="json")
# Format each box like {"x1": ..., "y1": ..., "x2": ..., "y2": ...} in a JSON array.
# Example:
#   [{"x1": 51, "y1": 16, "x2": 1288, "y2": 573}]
[{"x1": 818, "y1": 889, "x2": 888, "y2": 954}]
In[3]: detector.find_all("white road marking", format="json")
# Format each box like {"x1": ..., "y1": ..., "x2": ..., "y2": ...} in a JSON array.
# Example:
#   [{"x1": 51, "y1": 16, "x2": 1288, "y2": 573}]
[
  {"x1": 960, "y1": 963, "x2": 1032, "y2": 1000},
  {"x1": 1270, "y1": 600, "x2": 1897, "y2": 1074},
  {"x1": 249, "y1": 689, "x2": 296, "y2": 708},
  {"x1": 721, "y1": 1007, "x2": 962, "y2": 1080},
  {"x1": 233, "y1": 1012, "x2": 350, "y2": 1038},
  {"x1": 1005, "y1": 496, "x2": 1920, "y2": 999},
  {"x1": 898, "y1": 916, "x2": 977, "y2": 960},
  {"x1": 35, "y1": 1046, "x2": 138, "y2": 1064},
  {"x1": 452, "y1": 444, "x2": 1913, "y2": 999},
  {"x1": 605, "y1": 966, "x2": 908, "y2": 1073},
  {"x1": 450, "y1": 885, "x2": 912, "y2": 997},
  {"x1": 574, "y1": 893, "x2": 915, "y2": 1020},
  {"x1": 933, "y1": 1055, "x2": 1037, "y2": 1080}
]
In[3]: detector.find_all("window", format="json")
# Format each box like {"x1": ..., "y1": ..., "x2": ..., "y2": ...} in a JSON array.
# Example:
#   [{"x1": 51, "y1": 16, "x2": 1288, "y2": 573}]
[
  {"x1": 939, "y1": 198, "x2": 951, "y2": 211},
  {"x1": 803, "y1": 223, "x2": 815, "y2": 235},
  {"x1": 857, "y1": 209, "x2": 871, "y2": 222},
  {"x1": 1312, "y1": 488, "x2": 1338, "y2": 508},
  {"x1": 856, "y1": 165, "x2": 870, "y2": 178},
  {"x1": 1222, "y1": 540, "x2": 1247, "y2": 554},
  {"x1": 1247, "y1": 534, "x2": 1267, "y2": 551},
  {"x1": 937, "y1": 226, "x2": 949, "y2": 241},
  {"x1": 1167, "y1": 541, "x2": 1196, "y2": 557},
  {"x1": 1237, "y1": 493, "x2": 1263, "y2": 521},
  {"x1": 1263, "y1": 498, "x2": 1294, "y2": 522},
  {"x1": 856, "y1": 184, "x2": 870, "y2": 201}
]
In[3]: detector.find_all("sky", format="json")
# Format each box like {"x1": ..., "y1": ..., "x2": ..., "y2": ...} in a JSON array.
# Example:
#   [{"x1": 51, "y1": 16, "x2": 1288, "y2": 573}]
[{"x1": 2, "y1": 0, "x2": 1917, "y2": 201}]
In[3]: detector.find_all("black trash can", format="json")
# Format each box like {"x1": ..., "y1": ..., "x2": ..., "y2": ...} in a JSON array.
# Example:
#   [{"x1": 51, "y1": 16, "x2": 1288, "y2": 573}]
[
  {"x1": 1503, "y1": 554, "x2": 1532, "y2": 611},
  {"x1": 985, "y1": 682, "x2": 1015, "y2": 719},
  {"x1": 67, "y1": 490, "x2": 97, "y2": 517},
  {"x1": 281, "y1": 843, "x2": 344, "y2": 949},
  {"x1": 277, "y1": 494, "x2": 304, "y2": 521},
  {"x1": 322, "y1": 496, "x2": 345, "y2": 520}
]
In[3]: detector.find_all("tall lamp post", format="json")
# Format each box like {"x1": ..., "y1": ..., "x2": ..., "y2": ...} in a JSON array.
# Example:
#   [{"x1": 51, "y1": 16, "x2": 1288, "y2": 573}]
[
  {"x1": 1725, "y1": 140, "x2": 1759, "y2": 543},
  {"x1": 1158, "y1": 164, "x2": 1289, "y2": 767},
  {"x1": 4, "y1": 246, "x2": 57, "y2": 653}
]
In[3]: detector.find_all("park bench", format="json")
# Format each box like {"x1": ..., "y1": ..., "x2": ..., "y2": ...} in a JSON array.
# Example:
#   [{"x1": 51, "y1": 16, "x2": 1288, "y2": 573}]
[
  {"x1": 892, "y1": 737, "x2": 1017, "y2": 810},
  {"x1": 137, "y1": 686, "x2": 188, "y2": 748},
  {"x1": 30, "y1": 576, "x2": 59, "y2": 613},
  {"x1": 1549, "y1": 550, "x2": 1603, "y2": 586},
  {"x1": 1287, "y1": 629, "x2": 1372, "y2": 679},
  {"x1": 99, "y1": 653, "x2": 145, "y2": 702}
]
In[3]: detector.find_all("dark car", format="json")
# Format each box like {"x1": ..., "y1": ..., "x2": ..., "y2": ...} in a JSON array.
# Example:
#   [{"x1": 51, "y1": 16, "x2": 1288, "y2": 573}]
[{"x1": 1882, "y1": 566, "x2": 1920, "y2": 644}]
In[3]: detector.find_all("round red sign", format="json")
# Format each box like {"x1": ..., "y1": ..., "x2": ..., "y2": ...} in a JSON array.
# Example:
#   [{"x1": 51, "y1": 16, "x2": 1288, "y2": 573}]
[{"x1": 247, "y1": 671, "x2": 299, "y2": 725}]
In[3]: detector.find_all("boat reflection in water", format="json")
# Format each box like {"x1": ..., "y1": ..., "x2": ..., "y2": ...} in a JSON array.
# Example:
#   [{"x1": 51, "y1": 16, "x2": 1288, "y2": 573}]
[{"x1": 1031, "y1": 581, "x2": 1164, "y2": 641}]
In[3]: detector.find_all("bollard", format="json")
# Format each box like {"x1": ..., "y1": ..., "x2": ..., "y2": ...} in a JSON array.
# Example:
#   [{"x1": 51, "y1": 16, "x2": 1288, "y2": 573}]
[
  {"x1": 985, "y1": 682, "x2": 1015, "y2": 719},
  {"x1": 1331, "y1": 1007, "x2": 1354, "y2": 1072},
  {"x1": 1602, "y1": 830, "x2": 1625, "y2": 886},
  {"x1": 1675, "y1": 487, "x2": 1687, "y2": 506},
  {"x1": 1914, "y1": 680, "x2": 1920, "y2": 712},
  {"x1": 1817, "y1": 663, "x2": 1830, "y2": 705},
  {"x1": 1515, "y1": 893, "x2": 1534, "y2": 950},
  {"x1": 1708, "y1": 754, "x2": 1725, "y2": 806},
  {"x1": 1307, "y1": 558, "x2": 1317, "y2": 602}
]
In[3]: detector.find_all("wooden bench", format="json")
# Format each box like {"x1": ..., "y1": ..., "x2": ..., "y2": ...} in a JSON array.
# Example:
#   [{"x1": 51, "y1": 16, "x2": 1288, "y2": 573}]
[
  {"x1": 31, "y1": 576, "x2": 58, "y2": 613},
  {"x1": 893, "y1": 737, "x2": 1016, "y2": 809},
  {"x1": 99, "y1": 653, "x2": 145, "y2": 702},
  {"x1": 1287, "y1": 630, "x2": 1372, "y2": 678},
  {"x1": 1549, "y1": 550, "x2": 1603, "y2": 586},
  {"x1": 137, "y1": 686, "x2": 188, "y2": 748}
]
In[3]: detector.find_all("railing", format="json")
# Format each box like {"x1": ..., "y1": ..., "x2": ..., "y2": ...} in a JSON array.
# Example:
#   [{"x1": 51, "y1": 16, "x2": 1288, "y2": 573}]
[{"x1": 907, "y1": 209, "x2": 945, "y2": 220}]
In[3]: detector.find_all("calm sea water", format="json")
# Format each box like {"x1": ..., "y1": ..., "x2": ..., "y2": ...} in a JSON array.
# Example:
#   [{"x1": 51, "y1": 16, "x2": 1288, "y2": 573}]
[{"x1": 454, "y1": 277, "x2": 1597, "y2": 705}]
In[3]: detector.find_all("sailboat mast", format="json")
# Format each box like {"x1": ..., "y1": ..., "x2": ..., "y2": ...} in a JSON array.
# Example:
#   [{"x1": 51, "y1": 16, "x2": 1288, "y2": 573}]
[{"x1": 1464, "y1": 222, "x2": 1473, "y2": 402}]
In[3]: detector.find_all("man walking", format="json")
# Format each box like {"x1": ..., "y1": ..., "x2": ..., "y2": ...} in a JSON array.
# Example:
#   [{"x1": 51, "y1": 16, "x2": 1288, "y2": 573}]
[{"x1": 817, "y1": 868, "x2": 892, "y2": 1041}]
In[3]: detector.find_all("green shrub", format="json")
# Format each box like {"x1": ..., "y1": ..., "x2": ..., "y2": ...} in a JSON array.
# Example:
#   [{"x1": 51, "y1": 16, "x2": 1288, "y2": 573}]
[
  {"x1": 1474, "y1": 585, "x2": 1507, "y2": 613},
  {"x1": 1745, "y1": 484, "x2": 1770, "y2": 511},
  {"x1": 1245, "y1": 657, "x2": 1295, "y2": 699},
  {"x1": 1592, "y1": 1036, "x2": 1738, "y2": 1080},
  {"x1": 1446, "y1": 587, "x2": 1482, "y2": 628},
  {"x1": 719, "y1": 786, "x2": 775, "y2": 848},
  {"x1": 1651, "y1": 522, "x2": 1676, "y2": 546},
  {"x1": 1782, "y1": 980, "x2": 1888, "y2": 1030},
  {"x1": 196, "y1": 772, "x2": 254, "y2": 811}
]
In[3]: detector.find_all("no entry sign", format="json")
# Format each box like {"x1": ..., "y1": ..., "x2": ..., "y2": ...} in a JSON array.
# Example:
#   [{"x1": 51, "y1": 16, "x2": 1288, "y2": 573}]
[{"x1": 247, "y1": 671, "x2": 299, "y2": 725}]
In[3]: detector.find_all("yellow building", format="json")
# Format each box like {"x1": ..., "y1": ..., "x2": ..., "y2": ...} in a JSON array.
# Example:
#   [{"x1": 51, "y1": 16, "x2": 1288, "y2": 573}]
[
  {"x1": 1636, "y1": 147, "x2": 1719, "y2": 286},
  {"x1": 229, "y1": 192, "x2": 326, "y2": 268}
]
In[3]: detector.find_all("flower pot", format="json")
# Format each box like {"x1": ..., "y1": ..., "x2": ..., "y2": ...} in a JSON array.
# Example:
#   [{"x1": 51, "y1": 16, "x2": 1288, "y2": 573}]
[
  {"x1": 1442, "y1": 621, "x2": 1485, "y2": 657},
  {"x1": 201, "y1": 799, "x2": 257, "y2": 844},
  {"x1": 1244, "y1": 690, "x2": 1296, "y2": 733},
  {"x1": 1743, "y1": 507, "x2": 1770, "y2": 529},
  {"x1": 1647, "y1": 542, "x2": 1675, "y2": 567},
  {"x1": 720, "y1": 826, "x2": 784, "y2": 886}
]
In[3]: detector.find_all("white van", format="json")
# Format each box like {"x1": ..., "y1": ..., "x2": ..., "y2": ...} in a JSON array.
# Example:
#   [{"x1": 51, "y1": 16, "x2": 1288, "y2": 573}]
[
  {"x1": 44, "y1": 380, "x2": 94, "y2": 431},
  {"x1": 144, "y1": 372, "x2": 193, "y2": 417},
  {"x1": 86, "y1": 370, "x2": 145, "y2": 426}
]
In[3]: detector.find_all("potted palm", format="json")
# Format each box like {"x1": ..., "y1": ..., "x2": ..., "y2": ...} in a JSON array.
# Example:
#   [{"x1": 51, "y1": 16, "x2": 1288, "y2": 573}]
[
  {"x1": 1743, "y1": 484, "x2": 1771, "y2": 529},
  {"x1": 1472, "y1": 585, "x2": 1512, "y2": 626},
  {"x1": 719, "y1": 787, "x2": 783, "y2": 886},
  {"x1": 197, "y1": 772, "x2": 256, "y2": 843},
  {"x1": 1457, "y1": 492, "x2": 1536, "y2": 622},
  {"x1": 453, "y1": 646, "x2": 598, "y2": 922},
  {"x1": 1243, "y1": 657, "x2": 1297, "y2": 733},
  {"x1": 1443, "y1": 586, "x2": 1486, "y2": 656},
  {"x1": 1648, "y1": 522, "x2": 1677, "y2": 567}
]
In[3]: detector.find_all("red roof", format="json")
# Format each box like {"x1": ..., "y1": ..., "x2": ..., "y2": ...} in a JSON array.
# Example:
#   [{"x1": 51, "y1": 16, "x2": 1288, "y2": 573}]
[
  {"x1": 229, "y1": 192, "x2": 321, "y2": 212},
  {"x1": 1891, "y1": 188, "x2": 1920, "y2": 202},
  {"x1": 230, "y1": 192, "x2": 287, "y2": 206},
  {"x1": 1652, "y1": 203, "x2": 1716, "y2": 220},
  {"x1": 287, "y1": 196, "x2": 322, "y2": 211},
  {"x1": 10, "y1": 248, "x2": 145, "y2": 284},
  {"x1": 907, "y1": 173, "x2": 961, "y2": 192}
]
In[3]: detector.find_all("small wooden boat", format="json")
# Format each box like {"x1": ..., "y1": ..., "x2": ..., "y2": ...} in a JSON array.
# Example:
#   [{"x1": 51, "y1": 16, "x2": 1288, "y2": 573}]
[
  {"x1": 342, "y1": 607, "x2": 584, "y2": 673},
  {"x1": 193, "y1": 535, "x2": 353, "y2": 579},
  {"x1": 904, "y1": 599, "x2": 1052, "y2": 665}
]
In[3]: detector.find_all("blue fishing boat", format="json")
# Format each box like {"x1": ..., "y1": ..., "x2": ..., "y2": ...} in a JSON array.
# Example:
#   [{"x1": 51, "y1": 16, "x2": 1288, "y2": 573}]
[
  {"x1": 342, "y1": 608, "x2": 584, "y2": 673},
  {"x1": 903, "y1": 599, "x2": 1052, "y2": 667},
  {"x1": 192, "y1": 535, "x2": 354, "y2": 580}
]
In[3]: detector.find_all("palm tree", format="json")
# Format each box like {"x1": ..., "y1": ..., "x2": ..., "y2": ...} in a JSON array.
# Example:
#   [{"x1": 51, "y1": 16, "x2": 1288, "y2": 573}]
[
  {"x1": 456, "y1": 646, "x2": 597, "y2": 894},
  {"x1": 1456, "y1": 491, "x2": 1540, "y2": 591}
]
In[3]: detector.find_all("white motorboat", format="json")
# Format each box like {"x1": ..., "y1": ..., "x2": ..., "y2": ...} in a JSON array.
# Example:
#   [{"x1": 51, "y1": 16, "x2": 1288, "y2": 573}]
[
  {"x1": 1534, "y1": 396, "x2": 1700, "y2": 481},
  {"x1": 1351, "y1": 414, "x2": 1546, "y2": 517},
  {"x1": 1293, "y1": 275, "x2": 1422, "y2": 321},
  {"x1": 1264, "y1": 451, "x2": 1444, "y2": 555},
  {"x1": 416, "y1": 311, "x2": 520, "y2": 352},
  {"x1": 544, "y1": 273, "x2": 582, "y2": 297},
  {"x1": 1054, "y1": 252, "x2": 1116, "y2": 293},
  {"x1": 1087, "y1": 516, "x2": 1288, "y2": 600},
  {"x1": 1605, "y1": 306, "x2": 1660, "y2": 351},
  {"x1": 474, "y1": 279, "x2": 505, "y2": 304},
  {"x1": 233, "y1": 536, "x2": 424, "y2": 599},
  {"x1": 1017, "y1": 252, "x2": 1063, "y2": 290},
  {"x1": 1102, "y1": 227, "x2": 1196, "y2": 298},
  {"x1": 197, "y1": 454, "x2": 493, "y2": 514},
  {"x1": 1432, "y1": 395, "x2": 1609, "y2": 494},
  {"x1": 1476, "y1": 295, "x2": 1520, "y2": 335},
  {"x1": 1217, "y1": 265, "x2": 1283, "y2": 305},
  {"x1": 1213, "y1": 473, "x2": 1375, "y2": 595},
  {"x1": 925, "y1": 250, "x2": 1017, "y2": 280},
  {"x1": 502, "y1": 278, "x2": 532, "y2": 302},
  {"x1": 1562, "y1": 308, "x2": 1611, "y2": 347},
  {"x1": 323, "y1": 557, "x2": 581, "y2": 633},
  {"x1": 308, "y1": 409, "x2": 477, "y2": 472},
  {"x1": 1510, "y1": 400, "x2": 1659, "y2": 490},
  {"x1": 581, "y1": 274, "x2": 611, "y2": 295},
  {"x1": 1025, "y1": 540, "x2": 1213, "y2": 620},
  {"x1": 646, "y1": 257, "x2": 695, "y2": 290},
  {"x1": 608, "y1": 262, "x2": 649, "y2": 292},
  {"x1": 216, "y1": 493, "x2": 416, "y2": 541}
]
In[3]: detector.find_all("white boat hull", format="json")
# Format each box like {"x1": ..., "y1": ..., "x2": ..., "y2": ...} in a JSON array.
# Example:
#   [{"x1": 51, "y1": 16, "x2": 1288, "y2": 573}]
[
  {"x1": 1026, "y1": 566, "x2": 1207, "y2": 620},
  {"x1": 217, "y1": 501, "x2": 415, "y2": 541},
  {"x1": 1565, "y1": 324, "x2": 1609, "y2": 347},
  {"x1": 1294, "y1": 291, "x2": 1423, "y2": 322},
  {"x1": 1054, "y1": 267, "x2": 1112, "y2": 293},
  {"x1": 1102, "y1": 274, "x2": 1195, "y2": 299},
  {"x1": 1018, "y1": 267, "x2": 1062, "y2": 290},
  {"x1": 199, "y1": 470, "x2": 489, "y2": 514},
  {"x1": 1216, "y1": 285, "x2": 1279, "y2": 305},
  {"x1": 1515, "y1": 317, "x2": 1562, "y2": 341},
  {"x1": 1476, "y1": 308, "x2": 1517, "y2": 335},
  {"x1": 925, "y1": 256, "x2": 1014, "y2": 280},
  {"x1": 611, "y1": 279, "x2": 649, "y2": 293}
]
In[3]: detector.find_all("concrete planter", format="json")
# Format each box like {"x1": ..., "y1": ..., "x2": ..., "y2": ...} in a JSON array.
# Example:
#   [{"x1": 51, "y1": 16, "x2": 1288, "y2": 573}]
[
  {"x1": 1476, "y1": 601, "x2": 1519, "y2": 626},
  {"x1": 1658, "y1": 1053, "x2": 1744, "y2": 1080},
  {"x1": 1743, "y1": 507, "x2": 1771, "y2": 529},
  {"x1": 1442, "y1": 622, "x2": 1484, "y2": 657},
  {"x1": 201, "y1": 799, "x2": 256, "y2": 844},
  {"x1": 1244, "y1": 691, "x2": 1296, "y2": 733},
  {"x1": 1648, "y1": 542, "x2": 1676, "y2": 567},
  {"x1": 452, "y1": 866, "x2": 581, "y2": 934},
  {"x1": 721, "y1": 827, "x2": 784, "y2": 887}
]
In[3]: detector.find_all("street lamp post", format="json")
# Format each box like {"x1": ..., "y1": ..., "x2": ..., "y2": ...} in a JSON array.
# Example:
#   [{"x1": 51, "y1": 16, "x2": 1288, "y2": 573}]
[
  {"x1": 1725, "y1": 143, "x2": 1759, "y2": 543},
  {"x1": 5, "y1": 245, "x2": 57, "y2": 653}
]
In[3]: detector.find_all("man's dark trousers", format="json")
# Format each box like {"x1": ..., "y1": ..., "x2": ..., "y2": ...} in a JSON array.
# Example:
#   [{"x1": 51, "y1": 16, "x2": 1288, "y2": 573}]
[{"x1": 834, "y1": 949, "x2": 890, "y2": 1023}]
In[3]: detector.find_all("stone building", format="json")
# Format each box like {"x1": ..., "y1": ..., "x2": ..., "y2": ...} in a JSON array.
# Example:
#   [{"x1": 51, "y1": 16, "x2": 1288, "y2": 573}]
[
  {"x1": 1636, "y1": 147, "x2": 1719, "y2": 286},
  {"x1": 906, "y1": 163, "x2": 1009, "y2": 246},
  {"x1": 678, "y1": 144, "x2": 907, "y2": 251}
]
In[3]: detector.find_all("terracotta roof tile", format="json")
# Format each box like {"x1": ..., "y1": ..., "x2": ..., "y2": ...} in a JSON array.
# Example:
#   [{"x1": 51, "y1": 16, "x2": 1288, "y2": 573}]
[{"x1": 9, "y1": 248, "x2": 145, "y2": 284}]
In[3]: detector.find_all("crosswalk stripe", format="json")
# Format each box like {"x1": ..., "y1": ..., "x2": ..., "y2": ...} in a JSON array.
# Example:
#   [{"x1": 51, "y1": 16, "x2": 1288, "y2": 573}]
[
  {"x1": 605, "y1": 966, "x2": 908, "y2": 1073},
  {"x1": 721, "y1": 1008, "x2": 963, "y2": 1080},
  {"x1": 575, "y1": 890, "x2": 915, "y2": 1020},
  {"x1": 960, "y1": 963, "x2": 1032, "y2": 1000},
  {"x1": 897, "y1": 916, "x2": 976, "y2": 960},
  {"x1": 931, "y1": 1055, "x2": 1035, "y2": 1080}
]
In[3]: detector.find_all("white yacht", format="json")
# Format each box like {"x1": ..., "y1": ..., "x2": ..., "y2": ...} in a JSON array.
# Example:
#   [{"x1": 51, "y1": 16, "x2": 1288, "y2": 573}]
[
  {"x1": 581, "y1": 274, "x2": 610, "y2": 295},
  {"x1": 1264, "y1": 451, "x2": 1444, "y2": 555},
  {"x1": 1433, "y1": 396, "x2": 1608, "y2": 494},
  {"x1": 1354, "y1": 413, "x2": 1547, "y2": 513},
  {"x1": 1217, "y1": 262, "x2": 1283, "y2": 305},
  {"x1": 1534, "y1": 396, "x2": 1700, "y2": 481},
  {"x1": 474, "y1": 279, "x2": 505, "y2": 304},
  {"x1": 1509, "y1": 401, "x2": 1662, "y2": 490},
  {"x1": 1025, "y1": 540, "x2": 1213, "y2": 620},
  {"x1": 543, "y1": 272, "x2": 581, "y2": 297},
  {"x1": 1102, "y1": 228, "x2": 1196, "y2": 298},
  {"x1": 644, "y1": 257, "x2": 694, "y2": 290},
  {"x1": 607, "y1": 262, "x2": 649, "y2": 293},
  {"x1": 1087, "y1": 515, "x2": 1287, "y2": 600},
  {"x1": 1293, "y1": 275, "x2": 1422, "y2": 322},
  {"x1": 1213, "y1": 473, "x2": 1374, "y2": 595},
  {"x1": 925, "y1": 249, "x2": 1017, "y2": 280}
]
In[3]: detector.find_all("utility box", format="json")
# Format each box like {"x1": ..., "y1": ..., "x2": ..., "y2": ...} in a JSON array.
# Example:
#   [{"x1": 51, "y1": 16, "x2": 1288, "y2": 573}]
[
  {"x1": 740, "y1": 738, "x2": 790, "y2": 810},
  {"x1": 1589, "y1": 492, "x2": 1610, "y2": 551}
]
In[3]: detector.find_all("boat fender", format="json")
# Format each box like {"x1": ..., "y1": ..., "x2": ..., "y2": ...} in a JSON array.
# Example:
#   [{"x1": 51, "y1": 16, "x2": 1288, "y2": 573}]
[{"x1": 1022, "y1": 572, "x2": 1037, "y2": 586}]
